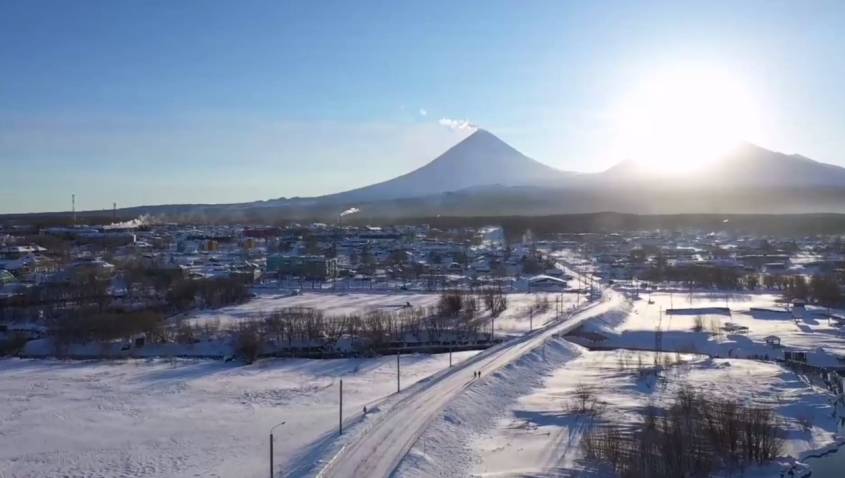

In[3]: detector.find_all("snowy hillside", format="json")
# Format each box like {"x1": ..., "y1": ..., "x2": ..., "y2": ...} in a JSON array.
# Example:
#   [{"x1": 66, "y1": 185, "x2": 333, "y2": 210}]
[{"x1": 319, "y1": 129, "x2": 573, "y2": 202}]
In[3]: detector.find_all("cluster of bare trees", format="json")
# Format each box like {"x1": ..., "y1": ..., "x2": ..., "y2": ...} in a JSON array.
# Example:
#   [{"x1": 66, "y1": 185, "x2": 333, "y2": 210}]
[
  {"x1": 527, "y1": 294, "x2": 550, "y2": 315},
  {"x1": 177, "y1": 289, "x2": 513, "y2": 354},
  {"x1": 482, "y1": 287, "x2": 508, "y2": 317},
  {"x1": 567, "y1": 384, "x2": 607, "y2": 418},
  {"x1": 2, "y1": 270, "x2": 111, "y2": 322},
  {"x1": 171, "y1": 299, "x2": 489, "y2": 356},
  {"x1": 776, "y1": 274, "x2": 842, "y2": 306},
  {"x1": 642, "y1": 265, "x2": 749, "y2": 290},
  {"x1": 582, "y1": 387, "x2": 782, "y2": 477},
  {"x1": 438, "y1": 289, "x2": 509, "y2": 318},
  {"x1": 166, "y1": 277, "x2": 251, "y2": 310},
  {"x1": 52, "y1": 309, "x2": 165, "y2": 344}
]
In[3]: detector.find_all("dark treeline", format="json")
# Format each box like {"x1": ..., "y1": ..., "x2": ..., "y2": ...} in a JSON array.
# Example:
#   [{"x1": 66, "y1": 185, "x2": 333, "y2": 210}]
[
  {"x1": 640, "y1": 265, "x2": 751, "y2": 290},
  {"x1": 6, "y1": 211, "x2": 845, "y2": 239},
  {"x1": 774, "y1": 274, "x2": 843, "y2": 307},
  {"x1": 403, "y1": 213, "x2": 845, "y2": 242},
  {"x1": 583, "y1": 387, "x2": 782, "y2": 477},
  {"x1": 1, "y1": 272, "x2": 250, "y2": 322},
  {"x1": 166, "y1": 277, "x2": 251, "y2": 310},
  {"x1": 638, "y1": 265, "x2": 843, "y2": 306},
  {"x1": 53, "y1": 309, "x2": 165, "y2": 345}
]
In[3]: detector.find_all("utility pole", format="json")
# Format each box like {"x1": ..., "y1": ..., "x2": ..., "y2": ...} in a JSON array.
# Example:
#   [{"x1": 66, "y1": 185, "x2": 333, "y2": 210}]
[
  {"x1": 529, "y1": 309, "x2": 533, "y2": 332},
  {"x1": 339, "y1": 379, "x2": 343, "y2": 434},
  {"x1": 71, "y1": 194, "x2": 76, "y2": 226},
  {"x1": 449, "y1": 346, "x2": 452, "y2": 367},
  {"x1": 396, "y1": 353, "x2": 400, "y2": 393}
]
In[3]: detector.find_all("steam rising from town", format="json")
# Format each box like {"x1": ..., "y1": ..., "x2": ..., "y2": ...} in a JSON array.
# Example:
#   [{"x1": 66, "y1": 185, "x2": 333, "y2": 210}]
[
  {"x1": 102, "y1": 215, "x2": 154, "y2": 230},
  {"x1": 339, "y1": 207, "x2": 360, "y2": 217}
]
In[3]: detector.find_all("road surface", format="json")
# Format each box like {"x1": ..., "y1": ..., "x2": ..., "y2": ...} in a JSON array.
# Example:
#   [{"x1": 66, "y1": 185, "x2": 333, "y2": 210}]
[{"x1": 315, "y1": 286, "x2": 623, "y2": 478}]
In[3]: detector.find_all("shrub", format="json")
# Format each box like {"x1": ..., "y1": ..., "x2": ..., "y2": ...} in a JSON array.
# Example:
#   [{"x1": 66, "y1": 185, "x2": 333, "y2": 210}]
[
  {"x1": 567, "y1": 383, "x2": 606, "y2": 418},
  {"x1": 235, "y1": 324, "x2": 261, "y2": 363},
  {"x1": 438, "y1": 291, "x2": 464, "y2": 317},
  {"x1": 52, "y1": 310, "x2": 164, "y2": 343},
  {"x1": 0, "y1": 333, "x2": 28, "y2": 356},
  {"x1": 582, "y1": 387, "x2": 783, "y2": 477},
  {"x1": 483, "y1": 287, "x2": 508, "y2": 317}
]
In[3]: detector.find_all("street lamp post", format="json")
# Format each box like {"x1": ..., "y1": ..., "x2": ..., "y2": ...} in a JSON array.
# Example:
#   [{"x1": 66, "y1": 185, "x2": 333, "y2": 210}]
[{"x1": 269, "y1": 420, "x2": 286, "y2": 478}]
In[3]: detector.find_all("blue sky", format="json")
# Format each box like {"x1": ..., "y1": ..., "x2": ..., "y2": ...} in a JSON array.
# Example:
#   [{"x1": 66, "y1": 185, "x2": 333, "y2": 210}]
[{"x1": 2, "y1": 0, "x2": 844, "y2": 213}]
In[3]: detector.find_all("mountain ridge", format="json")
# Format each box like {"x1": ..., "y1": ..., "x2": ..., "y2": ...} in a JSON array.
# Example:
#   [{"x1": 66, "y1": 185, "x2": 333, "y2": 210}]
[{"x1": 5, "y1": 130, "x2": 845, "y2": 219}]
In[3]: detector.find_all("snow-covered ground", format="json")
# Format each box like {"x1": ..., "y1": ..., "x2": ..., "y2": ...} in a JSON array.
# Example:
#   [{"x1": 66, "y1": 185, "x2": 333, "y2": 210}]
[
  {"x1": 0, "y1": 351, "x2": 477, "y2": 478},
  {"x1": 397, "y1": 340, "x2": 844, "y2": 478},
  {"x1": 183, "y1": 291, "x2": 443, "y2": 328},
  {"x1": 12, "y1": 280, "x2": 842, "y2": 477},
  {"x1": 483, "y1": 293, "x2": 581, "y2": 336},
  {"x1": 578, "y1": 291, "x2": 845, "y2": 367},
  {"x1": 183, "y1": 290, "x2": 581, "y2": 336},
  {"x1": 20, "y1": 292, "x2": 580, "y2": 360},
  {"x1": 313, "y1": 289, "x2": 621, "y2": 478}
]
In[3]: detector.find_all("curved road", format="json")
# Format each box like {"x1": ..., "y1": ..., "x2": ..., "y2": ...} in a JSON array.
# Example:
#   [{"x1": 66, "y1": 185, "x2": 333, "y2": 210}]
[{"x1": 315, "y1": 286, "x2": 623, "y2": 478}]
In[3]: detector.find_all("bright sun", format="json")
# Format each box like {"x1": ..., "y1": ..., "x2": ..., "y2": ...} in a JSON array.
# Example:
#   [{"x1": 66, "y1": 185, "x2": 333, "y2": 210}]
[{"x1": 613, "y1": 64, "x2": 759, "y2": 174}]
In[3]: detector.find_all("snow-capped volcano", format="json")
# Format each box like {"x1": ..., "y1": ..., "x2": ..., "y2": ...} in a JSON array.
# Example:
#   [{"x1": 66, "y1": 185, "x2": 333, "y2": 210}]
[{"x1": 322, "y1": 129, "x2": 571, "y2": 202}]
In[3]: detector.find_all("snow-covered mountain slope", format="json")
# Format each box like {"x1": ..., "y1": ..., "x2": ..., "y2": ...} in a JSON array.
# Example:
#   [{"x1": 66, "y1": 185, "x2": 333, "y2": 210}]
[
  {"x1": 699, "y1": 142, "x2": 845, "y2": 187},
  {"x1": 320, "y1": 129, "x2": 572, "y2": 202},
  {"x1": 596, "y1": 142, "x2": 845, "y2": 187}
]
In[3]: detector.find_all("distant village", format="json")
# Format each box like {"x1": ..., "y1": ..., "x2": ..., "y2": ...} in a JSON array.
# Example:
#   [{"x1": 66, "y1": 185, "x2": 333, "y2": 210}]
[
  {"x1": 0, "y1": 218, "x2": 843, "y2": 361},
  {"x1": 3, "y1": 218, "x2": 845, "y2": 478}
]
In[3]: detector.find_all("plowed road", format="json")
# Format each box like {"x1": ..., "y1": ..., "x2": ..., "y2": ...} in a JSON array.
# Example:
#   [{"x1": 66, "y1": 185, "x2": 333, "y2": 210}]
[{"x1": 315, "y1": 287, "x2": 622, "y2": 478}]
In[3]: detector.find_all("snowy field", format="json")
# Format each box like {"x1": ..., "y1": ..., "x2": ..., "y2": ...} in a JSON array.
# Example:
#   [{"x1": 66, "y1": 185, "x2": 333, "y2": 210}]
[
  {"x1": 183, "y1": 290, "x2": 581, "y2": 336},
  {"x1": 581, "y1": 291, "x2": 845, "y2": 366},
  {"x1": 183, "y1": 291, "x2": 443, "y2": 328},
  {"x1": 0, "y1": 351, "x2": 477, "y2": 478},
  {"x1": 483, "y1": 293, "x2": 581, "y2": 336},
  {"x1": 397, "y1": 339, "x2": 844, "y2": 478}
]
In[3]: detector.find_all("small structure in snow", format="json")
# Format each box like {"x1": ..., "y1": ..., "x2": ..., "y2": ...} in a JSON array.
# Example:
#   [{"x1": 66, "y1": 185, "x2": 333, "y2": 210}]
[
  {"x1": 722, "y1": 322, "x2": 749, "y2": 334},
  {"x1": 784, "y1": 350, "x2": 808, "y2": 363},
  {"x1": 764, "y1": 335, "x2": 781, "y2": 347},
  {"x1": 527, "y1": 274, "x2": 567, "y2": 291}
]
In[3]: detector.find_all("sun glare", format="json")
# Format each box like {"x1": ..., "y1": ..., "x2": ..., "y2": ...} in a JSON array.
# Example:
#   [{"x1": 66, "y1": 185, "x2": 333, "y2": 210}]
[{"x1": 613, "y1": 64, "x2": 759, "y2": 174}]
